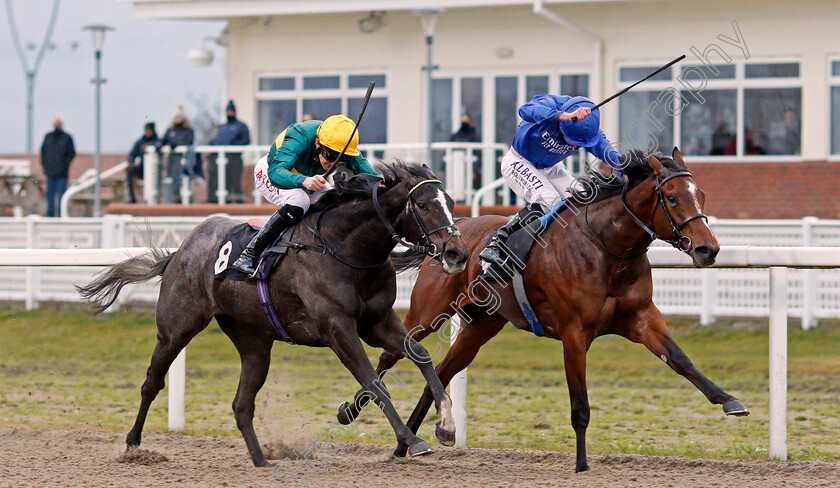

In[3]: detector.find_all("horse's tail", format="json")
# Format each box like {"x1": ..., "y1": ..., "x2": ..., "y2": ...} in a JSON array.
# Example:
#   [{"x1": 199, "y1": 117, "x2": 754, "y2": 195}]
[
  {"x1": 76, "y1": 246, "x2": 175, "y2": 314},
  {"x1": 390, "y1": 246, "x2": 426, "y2": 273}
]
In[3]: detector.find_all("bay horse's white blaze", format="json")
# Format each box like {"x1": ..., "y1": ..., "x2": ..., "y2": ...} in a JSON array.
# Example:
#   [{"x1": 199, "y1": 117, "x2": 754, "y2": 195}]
[{"x1": 686, "y1": 180, "x2": 713, "y2": 233}]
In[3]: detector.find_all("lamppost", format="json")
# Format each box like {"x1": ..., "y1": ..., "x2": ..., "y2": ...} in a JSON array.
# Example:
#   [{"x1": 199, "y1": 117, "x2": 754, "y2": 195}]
[
  {"x1": 6, "y1": 0, "x2": 60, "y2": 153},
  {"x1": 83, "y1": 24, "x2": 113, "y2": 218},
  {"x1": 415, "y1": 9, "x2": 443, "y2": 171}
]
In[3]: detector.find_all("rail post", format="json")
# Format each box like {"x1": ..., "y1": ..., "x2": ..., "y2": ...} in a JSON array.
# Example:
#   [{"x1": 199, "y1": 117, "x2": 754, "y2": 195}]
[
  {"x1": 217, "y1": 150, "x2": 229, "y2": 205},
  {"x1": 168, "y1": 348, "x2": 186, "y2": 432},
  {"x1": 449, "y1": 313, "x2": 468, "y2": 447},
  {"x1": 768, "y1": 266, "x2": 788, "y2": 461},
  {"x1": 24, "y1": 214, "x2": 40, "y2": 310},
  {"x1": 801, "y1": 217, "x2": 818, "y2": 330}
]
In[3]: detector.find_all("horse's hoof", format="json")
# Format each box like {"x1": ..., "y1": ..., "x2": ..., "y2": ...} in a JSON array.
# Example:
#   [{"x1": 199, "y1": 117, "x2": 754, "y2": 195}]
[
  {"x1": 435, "y1": 422, "x2": 456, "y2": 447},
  {"x1": 125, "y1": 432, "x2": 140, "y2": 448},
  {"x1": 336, "y1": 402, "x2": 354, "y2": 425},
  {"x1": 723, "y1": 399, "x2": 750, "y2": 417},
  {"x1": 575, "y1": 462, "x2": 590, "y2": 473},
  {"x1": 393, "y1": 444, "x2": 408, "y2": 458},
  {"x1": 407, "y1": 441, "x2": 435, "y2": 457}
]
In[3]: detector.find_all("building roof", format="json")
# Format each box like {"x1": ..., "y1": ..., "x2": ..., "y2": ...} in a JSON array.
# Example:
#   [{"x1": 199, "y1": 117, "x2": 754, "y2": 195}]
[{"x1": 128, "y1": 0, "x2": 667, "y2": 20}]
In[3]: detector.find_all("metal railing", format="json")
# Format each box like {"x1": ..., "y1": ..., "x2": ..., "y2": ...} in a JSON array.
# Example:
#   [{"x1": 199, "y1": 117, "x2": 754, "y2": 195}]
[{"x1": 137, "y1": 142, "x2": 510, "y2": 206}]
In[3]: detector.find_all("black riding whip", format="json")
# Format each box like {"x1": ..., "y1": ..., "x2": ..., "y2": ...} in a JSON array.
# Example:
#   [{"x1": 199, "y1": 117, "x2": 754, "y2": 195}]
[
  {"x1": 571, "y1": 54, "x2": 686, "y2": 121},
  {"x1": 321, "y1": 81, "x2": 375, "y2": 181}
]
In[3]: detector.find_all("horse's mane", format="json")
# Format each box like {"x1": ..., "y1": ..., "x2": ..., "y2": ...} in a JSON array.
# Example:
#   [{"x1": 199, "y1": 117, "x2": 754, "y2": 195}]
[
  {"x1": 568, "y1": 149, "x2": 687, "y2": 204},
  {"x1": 308, "y1": 159, "x2": 435, "y2": 212}
]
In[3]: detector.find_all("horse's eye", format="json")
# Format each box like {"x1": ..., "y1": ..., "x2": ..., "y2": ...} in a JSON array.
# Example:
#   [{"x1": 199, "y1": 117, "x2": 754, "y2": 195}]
[
  {"x1": 667, "y1": 195, "x2": 677, "y2": 205},
  {"x1": 417, "y1": 202, "x2": 427, "y2": 210}
]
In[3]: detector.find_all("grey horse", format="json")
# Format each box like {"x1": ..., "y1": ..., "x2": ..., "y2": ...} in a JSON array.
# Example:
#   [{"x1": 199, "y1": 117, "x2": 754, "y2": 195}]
[{"x1": 77, "y1": 161, "x2": 470, "y2": 467}]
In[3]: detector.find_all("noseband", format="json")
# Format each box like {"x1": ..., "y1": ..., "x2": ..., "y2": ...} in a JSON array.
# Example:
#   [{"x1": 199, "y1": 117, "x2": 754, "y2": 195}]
[
  {"x1": 373, "y1": 179, "x2": 460, "y2": 260},
  {"x1": 586, "y1": 171, "x2": 708, "y2": 260}
]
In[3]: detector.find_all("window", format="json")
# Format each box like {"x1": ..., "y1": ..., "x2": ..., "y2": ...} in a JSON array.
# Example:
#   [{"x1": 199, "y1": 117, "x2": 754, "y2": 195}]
[
  {"x1": 617, "y1": 59, "x2": 802, "y2": 158},
  {"x1": 255, "y1": 72, "x2": 388, "y2": 145},
  {"x1": 831, "y1": 59, "x2": 840, "y2": 155}
]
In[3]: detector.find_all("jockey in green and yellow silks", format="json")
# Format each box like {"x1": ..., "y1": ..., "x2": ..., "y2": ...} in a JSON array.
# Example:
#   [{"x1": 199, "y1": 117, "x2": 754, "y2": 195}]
[{"x1": 232, "y1": 115, "x2": 381, "y2": 276}]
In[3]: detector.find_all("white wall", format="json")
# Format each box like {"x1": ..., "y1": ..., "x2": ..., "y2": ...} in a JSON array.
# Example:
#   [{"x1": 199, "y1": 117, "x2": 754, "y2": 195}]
[{"x1": 222, "y1": 0, "x2": 840, "y2": 158}]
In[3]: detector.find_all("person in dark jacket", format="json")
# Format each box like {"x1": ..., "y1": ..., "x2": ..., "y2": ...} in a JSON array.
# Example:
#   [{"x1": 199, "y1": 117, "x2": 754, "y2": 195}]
[
  {"x1": 156, "y1": 105, "x2": 194, "y2": 203},
  {"x1": 208, "y1": 100, "x2": 251, "y2": 203},
  {"x1": 40, "y1": 117, "x2": 76, "y2": 217},
  {"x1": 126, "y1": 122, "x2": 159, "y2": 203}
]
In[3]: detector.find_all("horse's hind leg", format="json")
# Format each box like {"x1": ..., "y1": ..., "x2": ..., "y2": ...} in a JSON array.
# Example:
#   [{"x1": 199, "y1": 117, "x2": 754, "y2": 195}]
[
  {"x1": 620, "y1": 305, "x2": 750, "y2": 416},
  {"x1": 126, "y1": 309, "x2": 211, "y2": 448},
  {"x1": 217, "y1": 318, "x2": 275, "y2": 467}
]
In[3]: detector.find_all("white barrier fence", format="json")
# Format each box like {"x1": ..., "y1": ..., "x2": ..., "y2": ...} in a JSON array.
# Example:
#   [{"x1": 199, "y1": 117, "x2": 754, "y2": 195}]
[
  {"x1": 4, "y1": 215, "x2": 840, "y2": 324},
  {"x1": 4, "y1": 245, "x2": 834, "y2": 460},
  {"x1": 449, "y1": 246, "x2": 840, "y2": 461}
]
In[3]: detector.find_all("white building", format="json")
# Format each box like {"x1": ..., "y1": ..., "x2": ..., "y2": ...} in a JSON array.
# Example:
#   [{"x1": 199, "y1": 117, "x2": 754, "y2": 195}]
[{"x1": 131, "y1": 0, "x2": 840, "y2": 218}]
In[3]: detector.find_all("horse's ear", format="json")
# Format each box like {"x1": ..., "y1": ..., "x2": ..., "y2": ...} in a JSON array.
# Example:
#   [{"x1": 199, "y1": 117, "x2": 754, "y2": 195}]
[
  {"x1": 648, "y1": 155, "x2": 664, "y2": 175},
  {"x1": 672, "y1": 146, "x2": 686, "y2": 166}
]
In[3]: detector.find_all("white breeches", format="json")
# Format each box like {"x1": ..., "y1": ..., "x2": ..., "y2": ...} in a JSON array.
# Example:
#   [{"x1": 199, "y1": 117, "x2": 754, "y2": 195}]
[
  {"x1": 254, "y1": 155, "x2": 332, "y2": 211},
  {"x1": 500, "y1": 148, "x2": 575, "y2": 211}
]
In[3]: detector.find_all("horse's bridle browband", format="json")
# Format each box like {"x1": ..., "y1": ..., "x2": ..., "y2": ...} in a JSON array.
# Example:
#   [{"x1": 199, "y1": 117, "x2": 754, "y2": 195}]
[
  {"x1": 586, "y1": 171, "x2": 708, "y2": 260},
  {"x1": 373, "y1": 178, "x2": 460, "y2": 261}
]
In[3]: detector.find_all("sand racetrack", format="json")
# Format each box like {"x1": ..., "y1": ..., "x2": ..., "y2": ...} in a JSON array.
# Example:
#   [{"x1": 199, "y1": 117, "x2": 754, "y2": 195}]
[{"x1": 1, "y1": 427, "x2": 838, "y2": 487}]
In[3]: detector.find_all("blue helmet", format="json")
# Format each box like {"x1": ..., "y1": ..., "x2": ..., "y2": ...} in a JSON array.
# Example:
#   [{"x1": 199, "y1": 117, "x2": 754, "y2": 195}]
[{"x1": 558, "y1": 96, "x2": 600, "y2": 147}]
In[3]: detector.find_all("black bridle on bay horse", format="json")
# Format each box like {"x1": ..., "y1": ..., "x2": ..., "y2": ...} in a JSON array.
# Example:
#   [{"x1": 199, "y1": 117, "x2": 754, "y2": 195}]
[{"x1": 586, "y1": 171, "x2": 708, "y2": 260}]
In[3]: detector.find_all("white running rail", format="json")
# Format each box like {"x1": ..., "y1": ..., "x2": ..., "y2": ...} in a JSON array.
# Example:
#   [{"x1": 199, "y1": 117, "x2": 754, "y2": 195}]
[{"x1": 2, "y1": 245, "x2": 838, "y2": 458}]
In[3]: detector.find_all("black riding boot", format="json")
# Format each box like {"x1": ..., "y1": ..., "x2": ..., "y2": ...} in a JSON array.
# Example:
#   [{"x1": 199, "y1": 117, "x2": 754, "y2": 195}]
[
  {"x1": 233, "y1": 204, "x2": 304, "y2": 277},
  {"x1": 479, "y1": 204, "x2": 544, "y2": 267}
]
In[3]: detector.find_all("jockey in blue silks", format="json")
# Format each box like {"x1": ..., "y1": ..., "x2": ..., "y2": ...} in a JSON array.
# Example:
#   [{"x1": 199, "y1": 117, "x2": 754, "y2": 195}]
[{"x1": 479, "y1": 94, "x2": 624, "y2": 267}]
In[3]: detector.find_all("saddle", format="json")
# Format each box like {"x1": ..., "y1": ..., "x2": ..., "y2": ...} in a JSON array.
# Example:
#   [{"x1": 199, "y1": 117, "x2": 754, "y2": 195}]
[
  {"x1": 213, "y1": 221, "x2": 295, "y2": 283},
  {"x1": 479, "y1": 200, "x2": 570, "y2": 338}
]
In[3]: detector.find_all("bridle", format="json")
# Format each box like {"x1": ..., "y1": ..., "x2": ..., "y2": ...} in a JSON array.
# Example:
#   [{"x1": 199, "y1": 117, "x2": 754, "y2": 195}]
[
  {"x1": 373, "y1": 178, "x2": 460, "y2": 261},
  {"x1": 586, "y1": 171, "x2": 708, "y2": 260}
]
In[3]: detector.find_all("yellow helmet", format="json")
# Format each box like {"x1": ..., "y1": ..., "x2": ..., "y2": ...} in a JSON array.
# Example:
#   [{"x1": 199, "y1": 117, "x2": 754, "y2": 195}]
[{"x1": 316, "y1": 114, "x2": 360, "y2": 156}]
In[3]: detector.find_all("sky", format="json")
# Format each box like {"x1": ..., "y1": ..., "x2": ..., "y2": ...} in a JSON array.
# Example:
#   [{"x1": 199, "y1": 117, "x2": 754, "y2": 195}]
[{"x1": 0, "y1": 0, "x2": 225, "y2": 154}]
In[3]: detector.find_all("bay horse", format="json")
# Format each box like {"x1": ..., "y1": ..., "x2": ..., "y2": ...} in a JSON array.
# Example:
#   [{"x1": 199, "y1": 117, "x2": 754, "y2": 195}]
[
  {"x1": 338, "y1": 148, "x2": 749, "y2": 472},
  {"x1": 77, "y1": 161, "x2": 469, "y2": 467}
]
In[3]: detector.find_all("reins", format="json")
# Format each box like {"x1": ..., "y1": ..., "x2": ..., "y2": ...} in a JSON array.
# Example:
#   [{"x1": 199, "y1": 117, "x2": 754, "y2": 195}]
[
  {"x1": 271, "y1": 177, "x2": 456, "y2": 269},
  {"x1": 373, "y1": 178, "x2": 459, "y2": 263},
  {"x1": 584, "y1": 171, "x2": 708, "y2": 260}
]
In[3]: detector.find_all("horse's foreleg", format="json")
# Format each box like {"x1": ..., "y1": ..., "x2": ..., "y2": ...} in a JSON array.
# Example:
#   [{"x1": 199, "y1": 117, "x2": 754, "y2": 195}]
[
  {"x1": 219, "y1": 320, "x2": 275, "y2": 467},
  {"x1": 622, "y1": 306, "x2": 750, "y2": 416},
  {"x1": 362, "y1": 310, "x2": 458, "y2": 448},
  {"x1": 328, "y1": 317, "x2": 433, "y2": 457},
  {"x1": 336, "y1": 327, "x2": 432, "y2": 426},
  {"x1": 561, "y1": 331, "x2": 592, "y2": 473},
  {"x1": 394, "y1": 314, "x2": 506, "y2": 457}
]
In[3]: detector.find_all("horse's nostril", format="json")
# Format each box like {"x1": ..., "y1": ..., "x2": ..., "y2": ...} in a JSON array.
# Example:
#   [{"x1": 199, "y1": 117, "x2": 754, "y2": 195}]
[
  {"x1": 695, "y1": 245, "x2": 717, "y2": 259},
  {"x1": 445, "y1": 248, "x2": 469, "y2": 263}
]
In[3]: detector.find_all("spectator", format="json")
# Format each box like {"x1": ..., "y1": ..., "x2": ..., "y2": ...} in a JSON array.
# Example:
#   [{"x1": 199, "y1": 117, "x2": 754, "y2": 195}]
[
  {"x1": 302, "y1": 112, "x2": 316, "y2": 122},
  {"x1": 40, "y1": 116, "x2": 75, "y2": 217},
  {"x1": 450, "y1": 114, "x2": 479, "y2": 142},
  {"x1": 710, "y1": 122, "x2": 732, "y2": 156},
  {"x1": 208, "y1": 100, "x2": 250, "y2": 203},
  {"x1": 451, "y1": 114, "x2": 482, "y2": 189},
  {"x1": 157, "y1": 105, "x2": 194, "y2": 203},
  {"x1": 126, "y1": 122, "x2": 159, "y2": 204},
  {"x1": 782, "y1": 108, "x2": 800, "y2": 155}
]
